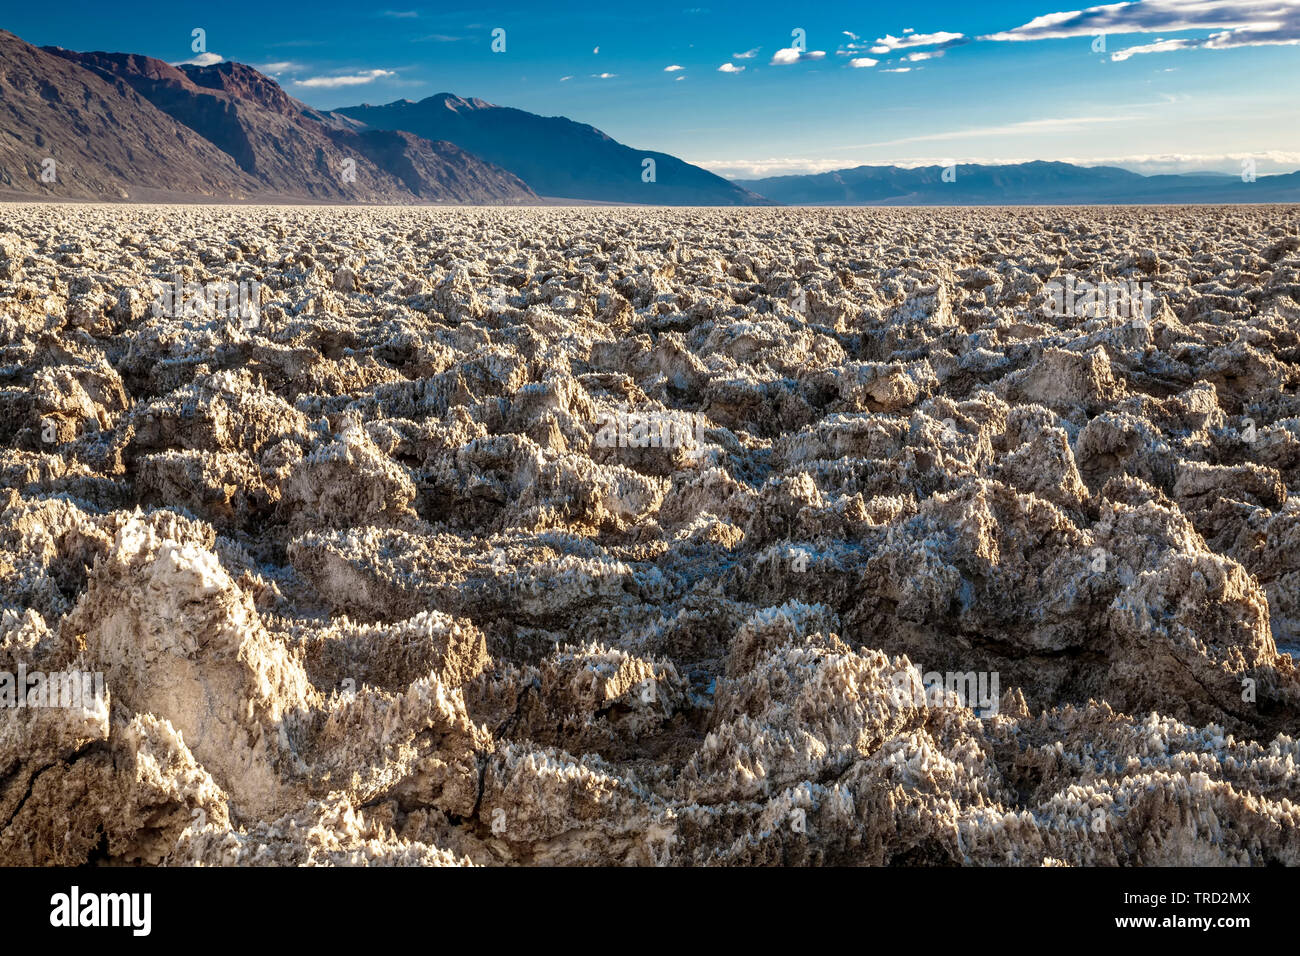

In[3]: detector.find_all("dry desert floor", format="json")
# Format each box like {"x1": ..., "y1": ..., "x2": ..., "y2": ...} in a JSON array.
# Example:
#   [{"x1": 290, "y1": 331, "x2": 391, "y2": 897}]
[{"x1": 2, "y1": 204, "x2": 1300, "y2": 865}]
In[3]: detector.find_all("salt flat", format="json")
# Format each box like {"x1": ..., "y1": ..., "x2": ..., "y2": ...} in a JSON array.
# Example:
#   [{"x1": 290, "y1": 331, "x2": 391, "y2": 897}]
[{"x1": 2, "y1": 203, "x2": 1299, "y2": 865}]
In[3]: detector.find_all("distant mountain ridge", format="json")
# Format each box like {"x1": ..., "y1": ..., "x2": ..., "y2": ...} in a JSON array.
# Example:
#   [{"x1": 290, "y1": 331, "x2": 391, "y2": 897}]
[
  {"x1": 733, "y1": 161, "x2": 1300, "y2": 205},
  {"x1": 336, "y1": 94, "x2": 770, "y2": 205},
  {"x1": 35, "y1": 41, "x2": 535, "y2": 203}
]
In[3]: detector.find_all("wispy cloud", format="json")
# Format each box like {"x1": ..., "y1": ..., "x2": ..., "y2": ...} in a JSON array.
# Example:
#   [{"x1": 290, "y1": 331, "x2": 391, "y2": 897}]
[
  {"x1": 699, "y1": 157, "x2": 862, "y2": 178},
  {"x1": 173, "y1": 52, "x2": 224, "y2": 67},
  {"x1": 732, "y1": 47, "x2": 760, "y2": 59},
  {"x1": 1068, "y1": 150, "x2": 1300, "y2": 171},
  {"x1": 983, "y1": 0, "x2": 1300, "y2": 58},
  {"x1": 664, "y1": 64, "x2": 684, "y2": 71},
  {"x1": 591, "y1": 72, "x2": 617, "y2": 78},
  {"x1": 880, "y1": 67, "x2": 912, "y2": 72},
  {"x1": 1110, "y1": 38, "x2": 1196, "y2": 59},
  {"x1": 380, "y1": 9, "x2": 419, "y2": 18},
  {"x1": 839, "y1": 114, "x2": 1142, "y2": 150},
  {"x1": 413, "y1": 34, "x2": 466, "y2": 42},
  {"x1": 256, "y1": 61, "x2": 304, "y2": 75},
  {"x1": 871, "y1": 30, "x2": 965, "y2": 51},
  {"x1": 718, "y1": 62, "x2": 746, "y2": 72},
  {"x1": 985, "y1": 0, "x2": 1295, "y2": 40},
  {"x1": 292, "y1": 69, "x2": 397, "y2": 88},
  {"x1": 771, "y1": 47, "x2": 826, "y2": 64}
]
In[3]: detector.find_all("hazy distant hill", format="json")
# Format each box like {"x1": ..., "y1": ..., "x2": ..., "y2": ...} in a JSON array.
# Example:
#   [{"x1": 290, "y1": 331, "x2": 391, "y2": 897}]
[
  {"x1": 733, "y1": 161, "x2": 1300, "y2": 205},
  {"x1": 336, "y1": 94, "x2": 770, "y2": 205}
]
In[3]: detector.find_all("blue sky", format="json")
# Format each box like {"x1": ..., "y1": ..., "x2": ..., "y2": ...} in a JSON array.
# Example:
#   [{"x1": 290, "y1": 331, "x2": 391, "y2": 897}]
[{"x1": 4, "y1": 0, "x2": 1298, "y2": 178}]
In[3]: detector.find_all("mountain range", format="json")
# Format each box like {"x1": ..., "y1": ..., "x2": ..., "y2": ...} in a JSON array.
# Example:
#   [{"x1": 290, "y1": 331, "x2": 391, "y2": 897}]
[
  {"x1": 0, "y1": 27, "x2": 1296, "y2": 207},
  {"x1": 0, "y1": 28, "x2": 754, "y2": 205},
  {"x1": 733, "y1": 161, "x2": 1300, "y2": 205},
  {"x1": 335, "y1": 95, "x2": 765, "y2": 205},
  {"x1": 0, "y1": 29, "x2": 534, "y2": 203}
]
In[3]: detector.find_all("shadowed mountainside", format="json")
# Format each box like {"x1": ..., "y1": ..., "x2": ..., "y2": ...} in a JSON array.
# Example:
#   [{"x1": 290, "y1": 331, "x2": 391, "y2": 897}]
[
  {"x1": 0, "y1": 30, "x2": 536, "y2": 204},
  {"x1": 337, "y1": 94, "x2": 771, "y2": 205},
  {"x1": 0, "y1": 30, "x2": 256, "y2": 200}
]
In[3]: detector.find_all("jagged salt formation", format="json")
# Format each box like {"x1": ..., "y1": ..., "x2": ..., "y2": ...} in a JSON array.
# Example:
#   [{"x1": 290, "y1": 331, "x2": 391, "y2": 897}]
[{"x1": 2, "y1": 203, "x2": 1299, "y2": 866}]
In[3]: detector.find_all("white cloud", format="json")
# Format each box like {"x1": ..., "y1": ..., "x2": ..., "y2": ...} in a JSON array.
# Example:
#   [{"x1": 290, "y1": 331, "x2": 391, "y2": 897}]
[
  {"x1": 983, "y1": 0, "x2": 1300, "y2": 58},
  {"x1": 880, "y1": 67, "x2": 913, "y2": 72},
  {"x1": 986, "y1": 0, "x2": 1287, "y2": 39},
  {"x1": 381, "y1": 9, "x2": 419, "y2": 18},
  {"x1": 1110, "y1": 37, "x2": 1196, "y2": 59},
  {"x1": 256, "y1": 61, "x2": 304, "y2": 75},
  {"x1": 718, "y1": 62, "x2": 746, "y2": 72},
  {"x1": 664, "y1": 64, "x2": 685, "y2": 71},
  {"x1": 733, "y1": 47, "x2": 760, "y2": 58},
  {"x1": 906, "y1": 50, "x2": 942, "y2": 61},
  {"x1": 560, "y1": 75, "x2": 573, "y2": 81},
  {"x1": 173, "y1": 52, "x2": 224, "y2": 67},
  {"x1": 293, "y1": 69, "x2": 396, "y2": 88},
  {"x1": 838, "y1": 114, "x2": 1142, "y2": 150},
  {"x1": 591, "y1": 72, "x2": 617, "y2": 78},
  {"x1": 1067, "y1": 150, "x2": 1300, "y2": 172},
  {"x1": 837, "y1": 32, "x2": 876, "y2": 56},
  {"x1": 697, "y1": 157, "x2": 864, "y2": 178},
  {"x1": 848, "y1": 57, "x2": 879, "y2": 68},
  {"x1": 871, "y1": 30, "x2": 965, "y2": 51},
  {"x1": 771, "y1": 47, "x2": 826, "y2": 64},
  {"x1": 675, "y1": 75, "x2": 686, "y2": 81},
  {"x1": 593, "y1": 46, "x2": 600, "y2": 53}
]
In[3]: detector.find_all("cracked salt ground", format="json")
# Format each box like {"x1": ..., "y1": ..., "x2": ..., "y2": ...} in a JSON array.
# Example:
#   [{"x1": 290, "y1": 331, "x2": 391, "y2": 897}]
[{"x1": 1, "y1": 203, "x2": 1300, "y2": 865}]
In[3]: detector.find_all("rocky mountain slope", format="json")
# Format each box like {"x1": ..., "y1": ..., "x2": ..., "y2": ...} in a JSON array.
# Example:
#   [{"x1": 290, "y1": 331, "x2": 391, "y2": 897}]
[
  {"x1": 2, "y1": 203, "x2": 1299, "y2": 865},
  {"x1": 336, "y1": 94, "x2": 770, "y2": 205},
  {"x1": 0, "y1": 30, "x2": 536, "y2": 203},
  {"x1": 0, "y1": 30, "x2": 256, "y2": 200}
]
